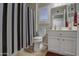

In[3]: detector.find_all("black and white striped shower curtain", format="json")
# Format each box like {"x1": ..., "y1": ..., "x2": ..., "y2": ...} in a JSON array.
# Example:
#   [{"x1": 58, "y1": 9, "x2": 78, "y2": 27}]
[{"x1": 0, "y1": 3, "x2": 34, "y2": 56}]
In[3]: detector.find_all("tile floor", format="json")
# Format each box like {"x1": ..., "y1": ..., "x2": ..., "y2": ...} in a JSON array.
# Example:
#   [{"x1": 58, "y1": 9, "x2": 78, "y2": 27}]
[{"x1": 16, "y1": 46, "x2": 47, "y2": 56}]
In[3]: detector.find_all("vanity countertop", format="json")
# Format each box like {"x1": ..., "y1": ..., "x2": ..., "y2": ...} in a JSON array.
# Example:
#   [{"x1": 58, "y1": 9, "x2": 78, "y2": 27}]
[{"x1": 48, "y1": 29, "x2": 77, "y2": 32}]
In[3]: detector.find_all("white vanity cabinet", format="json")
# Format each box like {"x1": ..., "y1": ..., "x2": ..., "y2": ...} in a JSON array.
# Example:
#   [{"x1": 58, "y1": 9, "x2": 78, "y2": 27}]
[{"x1": 48, "y1": 30, "x2": 77, "y2": 55}]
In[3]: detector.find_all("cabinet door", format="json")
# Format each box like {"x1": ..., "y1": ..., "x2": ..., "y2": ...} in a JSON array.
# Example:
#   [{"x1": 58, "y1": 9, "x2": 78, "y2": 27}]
[
  {"x1": 62, "y1": 38, "x2": 76, "y2": 55},
  {"x1": 77, "y1": 4, "x2": 79, "y2": 56},
  {"x1": 48, "y1": 37, "x2": 60, "y2": 52}
]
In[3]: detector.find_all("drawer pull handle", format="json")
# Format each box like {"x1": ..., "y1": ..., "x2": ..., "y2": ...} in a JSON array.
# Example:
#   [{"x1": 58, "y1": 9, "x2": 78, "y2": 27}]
[
  {"x1": 63, "y1": 39, "x2": 64, "y2": 41},
  {"x1": 57, "y1": 38, "x2": 59, "y2": 40},
  {"x1": 60, "y1": 33, "x2": 62, "y2": 35}
]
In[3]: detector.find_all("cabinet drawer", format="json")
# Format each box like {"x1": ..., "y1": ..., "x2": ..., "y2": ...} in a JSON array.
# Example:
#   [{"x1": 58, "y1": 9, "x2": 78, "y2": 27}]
[
  {"x1": 48, "y1": 35, "x2": 60, "y2": 39},
  {"x1": 48, "y1": 31, "x2": 61, "y2": 37},
  {"x1": 61, "y1": 31, "x2": 77, "y2": 38},
  {"x1": 61, "y1": 37, "x2": 77, "y2": 41},
  {"x1": 48, "y1": 31, "x2": 77, "y2": 38}
]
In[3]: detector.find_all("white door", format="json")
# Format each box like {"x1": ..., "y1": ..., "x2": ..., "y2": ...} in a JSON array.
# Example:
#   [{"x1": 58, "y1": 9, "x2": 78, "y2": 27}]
[
  {"x1": 61, "y1": 38, "x2": 76, "y2": 55},
  {"x1": 48, "y1": 37, "x2": 60, "y2": 52}
]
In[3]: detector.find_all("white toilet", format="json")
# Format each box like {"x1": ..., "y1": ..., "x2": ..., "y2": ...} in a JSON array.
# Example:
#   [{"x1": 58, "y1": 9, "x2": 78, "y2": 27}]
[
  {"x1": 33, "y1": 36, "x2": 43, "y2": 51},
  {"x1": 33, "y1": 28, "x2": 46, "y2": 51}
]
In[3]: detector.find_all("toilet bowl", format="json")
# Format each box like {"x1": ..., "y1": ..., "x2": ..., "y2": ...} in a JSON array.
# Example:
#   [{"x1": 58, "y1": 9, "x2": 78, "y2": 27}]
[{"x1": 33, "y1": 36, "x2": 43, "y2": 51}]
